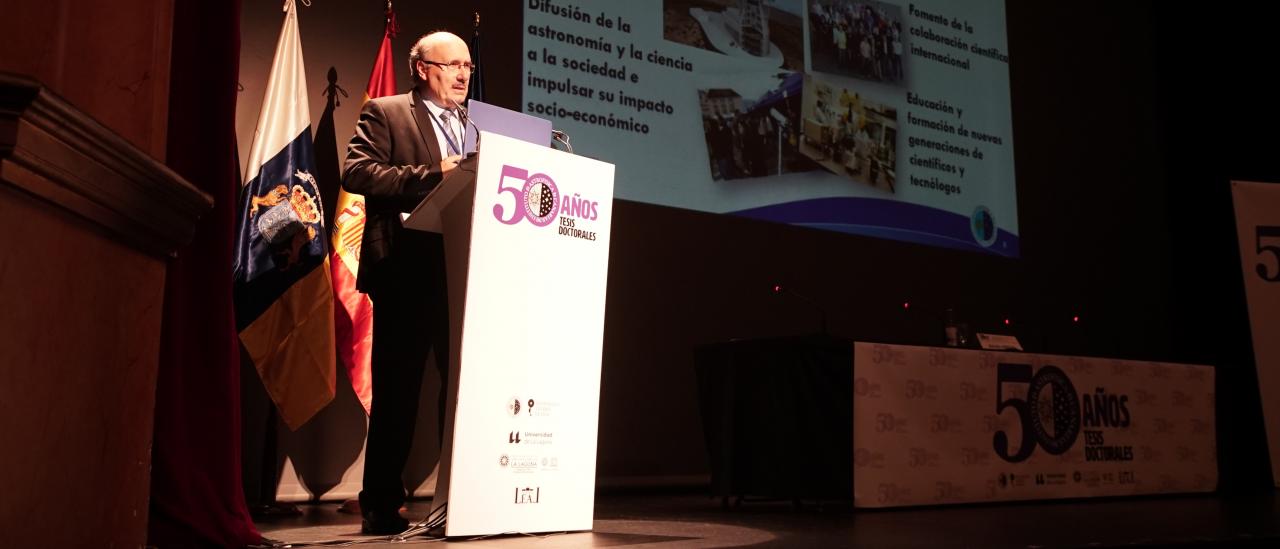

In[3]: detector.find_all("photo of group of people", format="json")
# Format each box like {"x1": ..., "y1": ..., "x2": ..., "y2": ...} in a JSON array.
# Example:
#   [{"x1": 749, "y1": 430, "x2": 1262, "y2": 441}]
[
  {"x1": 808, "y1": 0, "x2": 905, "y2": 84},
  {"x1": 697, "y1": 73, "x2": 815, "y2": 181},
  {"x1": 667, "y1": 0, "x2": 904, "y2": 192},
  {"x1": 799, "y1": 74, "x2": 898, "y2": 191}
]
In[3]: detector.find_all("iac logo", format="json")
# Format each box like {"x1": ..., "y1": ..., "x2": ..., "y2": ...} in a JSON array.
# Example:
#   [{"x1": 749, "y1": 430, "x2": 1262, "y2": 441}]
[
  {"x1": 971, "y1": 205, "x2": 997, "y2": 247},
  {"x1": 506, "y1": 398, "x2": 539, "y2": 416}
]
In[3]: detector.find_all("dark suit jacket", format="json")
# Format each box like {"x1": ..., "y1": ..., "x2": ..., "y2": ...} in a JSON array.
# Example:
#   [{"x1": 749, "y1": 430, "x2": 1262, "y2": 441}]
[{"x1": 341, "y1": 89, "x2": 447, "y2": 292}]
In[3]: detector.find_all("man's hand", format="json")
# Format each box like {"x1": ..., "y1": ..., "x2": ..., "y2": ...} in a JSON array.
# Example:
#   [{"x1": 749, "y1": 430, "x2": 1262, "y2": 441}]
[{"x1": 440, "y1": 155, "x2": 463, "y2": 174}]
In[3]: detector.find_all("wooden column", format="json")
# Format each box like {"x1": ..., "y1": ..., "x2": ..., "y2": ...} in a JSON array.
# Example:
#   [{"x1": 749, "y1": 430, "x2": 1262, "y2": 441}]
[{"x1": 0, "y1": 74, "x2": 210, "y2": 548}]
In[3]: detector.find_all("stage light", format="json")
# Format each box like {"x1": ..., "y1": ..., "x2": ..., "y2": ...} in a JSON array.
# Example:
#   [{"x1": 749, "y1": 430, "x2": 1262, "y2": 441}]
[
  {"x1": 1072, "y1": 315, "x2": 1080, "y2": 323},
  {"x1": 902, "y1": 301, "x2": 910, "y2": 310},
  {"x1": 1003, "y1": 318, "x2": 1010, "y2": 326},
  {"x1": 772, "y1": 284, "x2": 782, "y2": 293}
]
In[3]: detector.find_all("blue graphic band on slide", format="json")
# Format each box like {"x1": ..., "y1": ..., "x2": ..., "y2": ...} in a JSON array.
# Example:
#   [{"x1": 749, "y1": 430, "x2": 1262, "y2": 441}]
[{"x1": 730, "y1": 197, "x2": 1020, "y2": 257}]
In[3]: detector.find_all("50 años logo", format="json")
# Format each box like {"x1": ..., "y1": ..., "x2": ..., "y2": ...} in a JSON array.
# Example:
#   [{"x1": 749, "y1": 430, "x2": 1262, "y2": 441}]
[
  {"x1": 493, "y1": 165, "x2": 599, "y2": 225},
  {"x1": 993, "y1": 362, "x2": 1137, "y2": 463},
  {"x1": 992, "y1": 363, "x2": 1081, "y2": 463}
]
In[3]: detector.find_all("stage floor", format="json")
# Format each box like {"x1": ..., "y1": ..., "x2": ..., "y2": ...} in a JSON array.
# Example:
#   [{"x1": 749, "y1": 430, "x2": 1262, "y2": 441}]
[{"x1": 255, "y1": 490, "x2": 1280, "y2": 548}]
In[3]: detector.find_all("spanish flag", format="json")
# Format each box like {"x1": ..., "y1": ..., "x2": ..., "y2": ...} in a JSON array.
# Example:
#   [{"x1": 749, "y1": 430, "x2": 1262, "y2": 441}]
[
  {"x1": 330, "y1": 6, "x2": 399, "y2": 414},
  {"x1": 233, "y1": 0, "x2": 335, "y2": 430}
]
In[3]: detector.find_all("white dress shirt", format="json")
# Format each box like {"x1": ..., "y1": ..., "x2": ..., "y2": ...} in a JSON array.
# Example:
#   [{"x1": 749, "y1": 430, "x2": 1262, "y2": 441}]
[{"x1": 402, "y1": 98, "x2": 467, "y2": 221}]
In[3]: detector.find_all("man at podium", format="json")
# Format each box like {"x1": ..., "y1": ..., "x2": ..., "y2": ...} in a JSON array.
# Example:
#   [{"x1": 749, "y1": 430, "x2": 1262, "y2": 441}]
[{"x1": 340, "y1": 30, "x2": 474, "y2": 535}]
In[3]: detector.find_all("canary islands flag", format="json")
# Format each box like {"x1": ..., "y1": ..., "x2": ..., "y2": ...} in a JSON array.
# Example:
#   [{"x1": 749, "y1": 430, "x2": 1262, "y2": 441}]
[{"x1": 234, "y1": 0, "x2": 335, "y2": 430}]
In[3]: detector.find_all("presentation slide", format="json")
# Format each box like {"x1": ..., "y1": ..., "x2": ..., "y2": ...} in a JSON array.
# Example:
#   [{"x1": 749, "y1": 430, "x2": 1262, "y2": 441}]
[{"x1": 523, "y1": 0, "x2": 1017, "y2": 256}]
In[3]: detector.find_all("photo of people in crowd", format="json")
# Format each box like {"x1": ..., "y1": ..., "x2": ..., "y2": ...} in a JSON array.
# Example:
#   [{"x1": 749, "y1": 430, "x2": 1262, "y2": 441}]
[
  {"x1": 799, "y1": 74, "x2": 898, "y2": 192},
  {"x1": 697, "y1": 72, "x2": 816, "y2": 181},
  {"x1": 664, "y1": 0, "x2": 806, "y2": 71},
  {"x1": 808, "y1": 0, "x2": 905, "y2": 84}
]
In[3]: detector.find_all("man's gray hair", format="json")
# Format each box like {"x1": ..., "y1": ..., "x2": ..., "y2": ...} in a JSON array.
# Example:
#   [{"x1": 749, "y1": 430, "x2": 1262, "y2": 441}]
[{"x1": 408, "y1": 31, "x2": 463, "y2": 83}]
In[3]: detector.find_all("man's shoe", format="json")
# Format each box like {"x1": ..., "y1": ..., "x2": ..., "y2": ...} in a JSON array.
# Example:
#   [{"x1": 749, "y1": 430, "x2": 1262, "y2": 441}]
[{"x1": 361, "y1": 511, "x2": 409, "y2": 535}]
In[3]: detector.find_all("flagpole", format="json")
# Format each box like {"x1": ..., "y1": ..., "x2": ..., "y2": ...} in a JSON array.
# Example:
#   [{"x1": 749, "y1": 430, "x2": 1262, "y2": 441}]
[{"x1": 332, "y1": 0, "x2": 401, "y2": 516}]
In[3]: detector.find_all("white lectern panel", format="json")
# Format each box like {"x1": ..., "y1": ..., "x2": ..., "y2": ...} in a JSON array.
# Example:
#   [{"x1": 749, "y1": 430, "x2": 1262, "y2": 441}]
[{"x1": 436, "y1": 132, "x2": 614, "y2": 536}]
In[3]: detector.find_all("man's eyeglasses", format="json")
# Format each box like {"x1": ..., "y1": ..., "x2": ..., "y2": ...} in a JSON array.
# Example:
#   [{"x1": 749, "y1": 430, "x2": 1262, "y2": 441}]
[{"x1": 421, "y1": 60, "x2": 477, "y2": 74}]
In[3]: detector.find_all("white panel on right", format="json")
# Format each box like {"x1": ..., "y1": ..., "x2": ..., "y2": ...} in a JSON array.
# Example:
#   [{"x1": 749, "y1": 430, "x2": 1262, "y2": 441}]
[{"x1": 1232, "y1": 180, "x2": 1280, "y2": 488}]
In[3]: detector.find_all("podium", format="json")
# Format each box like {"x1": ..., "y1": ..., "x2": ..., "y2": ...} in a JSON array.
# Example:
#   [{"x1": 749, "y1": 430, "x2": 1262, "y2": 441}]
[{"x1": 404, "y1": 131, "x2": 615, "y2": 536}]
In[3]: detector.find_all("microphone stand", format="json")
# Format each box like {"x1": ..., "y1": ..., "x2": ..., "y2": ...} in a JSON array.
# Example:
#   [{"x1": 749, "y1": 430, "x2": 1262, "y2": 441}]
[
  {"x1": 450, "y1": 98, "x2": 480, "y2": 153},
  {"x1": 551, "y1": 129, "x2": 573, "y2": 153},
  {"x1": 772, "y1": 284, "x2": 828, "y2": 335}
]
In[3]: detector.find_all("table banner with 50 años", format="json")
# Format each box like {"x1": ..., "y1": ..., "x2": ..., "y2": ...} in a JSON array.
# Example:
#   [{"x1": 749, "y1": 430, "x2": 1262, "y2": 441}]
[{"x1": 853, "y1": 343, "x2": 1216, "y2": 507}]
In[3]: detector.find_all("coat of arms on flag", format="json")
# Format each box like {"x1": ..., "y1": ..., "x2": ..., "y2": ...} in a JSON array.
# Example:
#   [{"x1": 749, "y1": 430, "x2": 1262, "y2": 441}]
[{"x1": 234, "y1": 0, "x2": 336, "y2": 430}]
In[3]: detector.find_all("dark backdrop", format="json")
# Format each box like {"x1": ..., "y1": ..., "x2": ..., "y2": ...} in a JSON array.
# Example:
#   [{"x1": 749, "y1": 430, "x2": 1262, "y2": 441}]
[{"x1": 237, "y1": 0, "x2": 1277, "y2": 493}]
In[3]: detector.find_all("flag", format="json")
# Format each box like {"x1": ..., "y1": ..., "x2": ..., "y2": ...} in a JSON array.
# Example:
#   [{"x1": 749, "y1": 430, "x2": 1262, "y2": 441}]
[
  {"x1": 234, "y1": 0, "x2": 336, "y2": 430},
  {"x1": 330, "y1": 6, "x2": 399, "y2": 414},
  {"x1": 468, "y1": 11, "x2": 485, "y2": 102}
]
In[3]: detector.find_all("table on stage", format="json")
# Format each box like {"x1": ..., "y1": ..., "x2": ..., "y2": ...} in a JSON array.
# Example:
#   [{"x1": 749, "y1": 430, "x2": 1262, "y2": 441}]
[{"x1": 695, "y1": 338, "x2": 1217, "y2": 508}]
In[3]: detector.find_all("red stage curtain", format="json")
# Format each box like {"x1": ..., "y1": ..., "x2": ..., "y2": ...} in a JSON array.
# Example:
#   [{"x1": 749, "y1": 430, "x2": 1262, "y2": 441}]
[{"x1": 148, "y1": 1, "x2": 261, "y2": 546}]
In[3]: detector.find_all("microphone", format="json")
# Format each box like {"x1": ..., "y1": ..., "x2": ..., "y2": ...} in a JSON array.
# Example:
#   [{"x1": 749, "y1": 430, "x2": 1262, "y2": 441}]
[
  {"x1": 551, "y1": 129, "x2": 573, "y2": 154},
  {"x1": 771, "y1": 283, "x2": 828, "y2": 334},
  {"x1": 450, "y1": 98, "x2": 481, "y2": 153}
]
